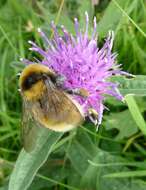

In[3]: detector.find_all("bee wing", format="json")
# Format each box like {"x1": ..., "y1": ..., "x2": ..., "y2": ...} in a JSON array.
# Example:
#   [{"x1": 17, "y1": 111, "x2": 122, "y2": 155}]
[
  {"x1": 35, "y1": 79, "x2": 84, "y2": 130},
  {"x1": 21, "y1": 100, "x2": 42, "y2": 152},
  {"x1": 21, "y1": 78, "x2": 84, "y2": 151}
]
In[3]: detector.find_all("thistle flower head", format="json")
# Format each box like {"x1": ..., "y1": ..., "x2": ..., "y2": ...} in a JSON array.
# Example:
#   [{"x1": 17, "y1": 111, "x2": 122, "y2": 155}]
[{"x1": 23, "y1": 12, "x2": 129, "y2": 126}]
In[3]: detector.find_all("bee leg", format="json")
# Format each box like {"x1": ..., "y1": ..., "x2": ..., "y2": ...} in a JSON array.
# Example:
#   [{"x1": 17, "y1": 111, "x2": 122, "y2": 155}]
[
  {"x1": 65, "y1": 88, "x2": 81, "y2": 96},
  {"x1": 65, "y1": 88, "x2": 89, "y2": 98},
  {"x1": 88, "y1": 114, "x2": 98, "y2": 125},
  {"x1": 87, "y1": 108, "x2": 99, "y2": 130},
  {"x1": 56, "y1": 74, "x2": 66, "y2": 87}
]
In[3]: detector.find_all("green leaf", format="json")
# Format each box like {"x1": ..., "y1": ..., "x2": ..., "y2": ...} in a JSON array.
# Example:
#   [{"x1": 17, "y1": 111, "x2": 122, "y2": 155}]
[
  {"x1": 97, "y1": 0, "x2": 130, "y2": 37},
  {"x1": 78, "y1": 0, "x2": 93, "y2": 27},
  {"x1": 88, "y1": 160, "x2": 146, "y2": 169},
  {"x1": 104, "y1": 170, "x2": 146, "y2": 178},
  {"x1": 67, "y1": 129, "x2": 98, "y2": 176},
  {"x1": 67, "y1": 130, "x2": 146, "y2": 190},
  {"x1": 8, "y1": 128, "x2": 63, "y2": 190},
  {"x1": 84, "y1": 151, "x2": 146, "y2": 190},
  {"x1": 104, "y1": 110, "x2": 138, "y2": 140},
  {"x1": 112, "y1": 0, "x2": 146, "y2": 39},
  {"x1": 125, "y1": 95, "x2": 146, "y2": 135},
  {"x1": 110, "y1": 75, "x2": 146, "y2": 96},
  {"x1": 0, "y1": 186, "x2": 8, "y2": 190}
]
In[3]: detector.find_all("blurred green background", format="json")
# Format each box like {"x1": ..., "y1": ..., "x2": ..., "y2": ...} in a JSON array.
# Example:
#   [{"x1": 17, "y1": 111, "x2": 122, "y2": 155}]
[{"x1": 1, "y1": 0, "x2": 146, "y2": 189}]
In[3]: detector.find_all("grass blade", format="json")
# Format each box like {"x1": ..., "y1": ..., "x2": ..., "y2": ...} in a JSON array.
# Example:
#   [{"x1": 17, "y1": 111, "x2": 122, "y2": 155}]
[
  {"x1": 104, "y1": 170, "x2": 146, "y2": 178},
  {"x1": 125, "y1": 95, "x2": 146, "y2": 135},
  {"x1": 112, "y1": 0, "x2": 146, "y2": 38}
]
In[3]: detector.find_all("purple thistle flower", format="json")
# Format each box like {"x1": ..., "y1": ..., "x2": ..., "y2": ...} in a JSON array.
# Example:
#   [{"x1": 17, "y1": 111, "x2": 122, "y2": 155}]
[{"x1": 23, "y1": 12, "x2": 129, "y2": 127}]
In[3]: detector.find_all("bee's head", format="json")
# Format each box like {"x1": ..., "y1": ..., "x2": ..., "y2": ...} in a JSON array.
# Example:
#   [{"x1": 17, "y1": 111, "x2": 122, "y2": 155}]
[{"x1": 18, "y1": 64, "x2": 57, "y2": 100}]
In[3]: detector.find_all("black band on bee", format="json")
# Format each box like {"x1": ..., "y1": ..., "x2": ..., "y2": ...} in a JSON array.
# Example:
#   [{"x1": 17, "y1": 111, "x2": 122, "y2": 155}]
[
  {"x1": 22, "y1": 72, "x2": 42, "y2": 90},
  {"x1": 21, "y1": 72, "x2": 58, "y2": 91}
]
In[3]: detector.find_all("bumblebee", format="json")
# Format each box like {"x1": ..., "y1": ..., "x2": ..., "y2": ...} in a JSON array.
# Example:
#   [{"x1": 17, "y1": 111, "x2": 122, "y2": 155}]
[{"x1": 19, "y1": 64, "x2": 84, "y2": 151}]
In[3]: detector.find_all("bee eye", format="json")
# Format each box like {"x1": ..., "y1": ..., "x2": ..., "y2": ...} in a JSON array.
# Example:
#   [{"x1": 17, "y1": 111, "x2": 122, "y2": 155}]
[
  {"x1": 23, "y1": 76, "x2": 36, "y2": 89},
  {"x1": 28, "y1": 77, "x2": 34, "y2": 84},
  {"x1": 22, "y1": 73, "x2": 40, "y2": 90}
]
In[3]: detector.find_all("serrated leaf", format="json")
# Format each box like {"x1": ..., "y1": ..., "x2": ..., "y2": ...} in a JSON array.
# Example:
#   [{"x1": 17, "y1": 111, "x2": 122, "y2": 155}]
[
  {"x1": 110, "y1": 75, "x2": 146, "y2": 96},
  {"x1": 67, "y1": 130, "x2": 146, "y2": 190},
  {"x1": 83, "y1": 151, "x2": 146, "y2": 190},
  {"x1": 104, "y1": 110, "x2": 138, "y2": 140}
]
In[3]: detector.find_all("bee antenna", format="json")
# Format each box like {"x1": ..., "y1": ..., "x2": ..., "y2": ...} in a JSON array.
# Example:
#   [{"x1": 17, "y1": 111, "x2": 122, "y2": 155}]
[
  {"x1": 16, "y1": 72, "x2": 21, "y2": 77},
  {"x1": 18, "y1": 88, "x2": 21, "y2": 92}
]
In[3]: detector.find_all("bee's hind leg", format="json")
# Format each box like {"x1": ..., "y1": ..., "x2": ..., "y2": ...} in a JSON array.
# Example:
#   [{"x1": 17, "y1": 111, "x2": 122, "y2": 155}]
[{"x1": 65, "y1": 88, "x2": 89, "y2": 98}]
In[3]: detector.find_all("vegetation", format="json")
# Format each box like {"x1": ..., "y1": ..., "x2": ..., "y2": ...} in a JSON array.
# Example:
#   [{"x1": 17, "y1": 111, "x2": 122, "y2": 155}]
[{"x1": 1, "y1": 0, "x2": 146, "y2": 189}]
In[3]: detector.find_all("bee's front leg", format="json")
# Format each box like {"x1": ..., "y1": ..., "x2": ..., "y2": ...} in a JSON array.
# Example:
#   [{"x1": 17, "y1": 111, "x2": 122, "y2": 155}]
[{"x1": 55, "y1": 74, "x2": 66, "y2": 87}]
